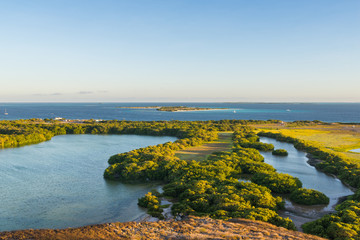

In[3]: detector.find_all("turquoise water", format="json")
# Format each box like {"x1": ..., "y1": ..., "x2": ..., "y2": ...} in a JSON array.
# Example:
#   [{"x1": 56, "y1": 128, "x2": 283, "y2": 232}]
[
  {"x1": 0, "y1": 134, "x2": 176, "y2": 231},
  {"x1": 0, "y1": 102, "x2": 359, "y2": 122}
]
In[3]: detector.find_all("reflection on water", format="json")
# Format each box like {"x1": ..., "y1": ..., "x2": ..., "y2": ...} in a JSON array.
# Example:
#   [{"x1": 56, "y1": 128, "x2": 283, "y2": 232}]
[
  {"x1": 259, "y1": 137, "x2": 353, "y2": 230},
  {"x1": 0, "y1": 134, "x2": 176, "y2": 231}
]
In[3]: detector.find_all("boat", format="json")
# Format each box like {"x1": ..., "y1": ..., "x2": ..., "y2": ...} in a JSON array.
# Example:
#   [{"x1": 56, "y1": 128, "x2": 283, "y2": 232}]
[
  {"x1": 286, "y1": 109, "x2": 291, "y2": 112},
  {"x1": 4, "y1": 108, "x2": 8, "y2": 115},
  {"x1": 233, "y1": 110, "x2": 236, "y2": 113}
]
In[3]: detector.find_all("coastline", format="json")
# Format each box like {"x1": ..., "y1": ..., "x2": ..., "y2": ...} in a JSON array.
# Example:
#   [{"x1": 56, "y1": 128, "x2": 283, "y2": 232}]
[
  {"x1": 116, "y1": 106, "x2": 228, "y2": 112},
  {"x1": 169, "y1": 108, "x2": 227, "y2": 112}
]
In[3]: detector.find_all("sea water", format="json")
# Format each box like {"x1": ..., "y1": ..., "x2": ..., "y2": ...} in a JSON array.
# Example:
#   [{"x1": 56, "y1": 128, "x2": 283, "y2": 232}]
[{"x1": 0, "y1": 102, "x2": 359, "y2": 122}]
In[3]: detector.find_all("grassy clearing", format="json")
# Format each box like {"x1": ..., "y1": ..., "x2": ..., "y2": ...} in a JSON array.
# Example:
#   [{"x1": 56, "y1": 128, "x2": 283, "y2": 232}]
[
  {"x1": 175, "y1": 132, "x2": 233, "y2": 161},
  {"x1": 251, "y1": 123, "x2": 360, "y2": 162}
]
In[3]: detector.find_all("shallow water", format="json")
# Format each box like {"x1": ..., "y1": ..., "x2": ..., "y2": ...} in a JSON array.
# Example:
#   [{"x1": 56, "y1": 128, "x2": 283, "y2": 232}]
[
  {"x1": 0, "y1": 134, "x2": 176, "y2": 231},
  {"x1": 259, "y1": 137, "x2": 354, "y2": 229},
  {"x1": 350, "y1": 148, "x2": 360, "y2": 153}
]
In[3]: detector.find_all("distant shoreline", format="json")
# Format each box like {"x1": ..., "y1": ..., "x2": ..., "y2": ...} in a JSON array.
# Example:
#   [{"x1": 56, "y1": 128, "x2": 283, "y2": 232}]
[
  {"x1": 117, "y1": 106, "x2": 160, "y2": 109},
  {"x1": 117, "y1": 106, "x2": 228, "y2": 112}
]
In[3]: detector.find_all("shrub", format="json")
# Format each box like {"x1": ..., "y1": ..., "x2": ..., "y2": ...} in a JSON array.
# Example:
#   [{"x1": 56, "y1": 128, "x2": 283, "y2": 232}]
[
  {"x1": 251, "y1": 172, "x2": 302, "y2": 194},
  {"x1": 272, "y1": 149, "x2": 288, "y2": 156},
  {"x1": 302, "y1": 199, "x2": 360, "y2": 239},
  {"x1": 138, "y1": 192, "x2": 165, "y2": 219},
  {"x1": 138, "y1": 192, "x2": 160, "y2": 209},
  {"x1": 290, "y1": 188, "x2": 329, "y2": 205}
]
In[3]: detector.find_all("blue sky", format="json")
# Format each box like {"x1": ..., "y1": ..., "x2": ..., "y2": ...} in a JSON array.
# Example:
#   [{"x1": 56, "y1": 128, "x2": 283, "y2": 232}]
[{"x1": 0, "y1": 0, "x2": 359, "y2": 102}]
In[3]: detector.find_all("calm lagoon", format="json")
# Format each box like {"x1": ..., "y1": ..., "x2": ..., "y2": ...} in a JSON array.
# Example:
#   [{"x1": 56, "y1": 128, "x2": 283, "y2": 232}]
[
  {"x1": 260, "y1": 137, "x2": 353, "y2": 229},
  {"x1": 0, "y1": 134, "x2": 176, "y2": 231}
]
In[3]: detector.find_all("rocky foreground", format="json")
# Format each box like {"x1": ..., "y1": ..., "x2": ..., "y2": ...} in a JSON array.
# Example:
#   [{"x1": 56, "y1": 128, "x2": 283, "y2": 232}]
[{"x1": 0, "y1": 216, "x2": 325, "y2": 240}]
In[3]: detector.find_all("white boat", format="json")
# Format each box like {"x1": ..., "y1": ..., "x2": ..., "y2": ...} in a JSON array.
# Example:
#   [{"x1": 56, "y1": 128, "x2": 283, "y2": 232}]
[
  {"x1": 4, "y1": 108, "x2": 8, "y2": 115},
  {"x1": 233, "y1": 110, "x2": 236, "y2": 113},
  {"x1": 286, "y1": 109, "x2": 291, "y2": 112}
]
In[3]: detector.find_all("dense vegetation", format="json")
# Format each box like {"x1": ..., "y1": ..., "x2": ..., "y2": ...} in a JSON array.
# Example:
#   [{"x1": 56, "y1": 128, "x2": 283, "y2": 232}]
[
  {"x1": 1, "y1": 119, "x2": 346, "y2": 234},
  {"x1": 302, "y1": 190, "x2": 360, "y2": 240},
  {"x1": 251, "y1": 171, "x2": 302, "y2": 194},
  {"x1": 104, "y1": 126, "x2": 325, "y2": 230},
  {"x1": 272, "y1": 149, "x2": 288, "y2": 156},
  {"x1": 290, "y1": 188, "x2": 330, "y2": 205},
  {"x1": 0, "y1": 119, "x2": 284, "y2": 149},
  {"x1": 258, "y1": 131, "x2": 360, "y2": 239},
  {"x1": 232, "y1": 130, "x2": 275, "y2": 151}
]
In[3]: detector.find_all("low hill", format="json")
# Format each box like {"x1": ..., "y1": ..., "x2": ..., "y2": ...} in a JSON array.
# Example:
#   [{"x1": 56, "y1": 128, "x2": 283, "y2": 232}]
[{"x1": 0, "y1": 216, "x2": 325, "y2": 240}]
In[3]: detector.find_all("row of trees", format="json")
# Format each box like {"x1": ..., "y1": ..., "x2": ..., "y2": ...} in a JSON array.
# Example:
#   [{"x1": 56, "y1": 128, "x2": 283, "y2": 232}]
[
  {"x1": 0, "y1": 119, "x2": 222, "y2": 148},
  {"x1": 0, "y1": 119, "x2": 284, "y2": 148},
  {"x1": 232, "y1": 129, "x2": 275, "y2": 151}
]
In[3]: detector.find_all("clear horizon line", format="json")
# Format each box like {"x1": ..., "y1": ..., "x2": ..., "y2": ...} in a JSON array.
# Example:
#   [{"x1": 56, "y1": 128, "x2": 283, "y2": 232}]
[{"x1": 1, "y1": 101, "x2": 360, "y2": 104}]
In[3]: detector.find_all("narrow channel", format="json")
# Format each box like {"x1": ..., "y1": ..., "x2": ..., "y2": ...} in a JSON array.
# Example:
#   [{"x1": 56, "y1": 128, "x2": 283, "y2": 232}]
[{"x1": 259, "y1": 137, "x2": 354, "y2": 230}]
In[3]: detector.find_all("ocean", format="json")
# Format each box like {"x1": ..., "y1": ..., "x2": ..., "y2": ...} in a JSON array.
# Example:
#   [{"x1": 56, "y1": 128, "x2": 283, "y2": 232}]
[{"x1": 0, "y1": 102, "x2": 359, "y2": 123}]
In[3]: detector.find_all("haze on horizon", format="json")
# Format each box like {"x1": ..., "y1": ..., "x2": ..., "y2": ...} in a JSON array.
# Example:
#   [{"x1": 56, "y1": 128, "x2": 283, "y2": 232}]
[{"x1": 0, "y1": 0, "x2": 359, "y2": 102}]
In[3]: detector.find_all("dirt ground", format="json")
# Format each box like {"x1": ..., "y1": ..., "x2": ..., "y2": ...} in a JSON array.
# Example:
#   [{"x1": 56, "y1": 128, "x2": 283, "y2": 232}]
[
  {"x1": 175, "y1": 132, "x2": 233, "y2": 161},
  {"x1": 0, "y1": 216, "x2": 326, "y2": 240}
]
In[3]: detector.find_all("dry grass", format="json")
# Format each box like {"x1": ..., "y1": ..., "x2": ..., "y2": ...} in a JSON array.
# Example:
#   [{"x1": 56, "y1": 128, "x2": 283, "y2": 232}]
[
  {"x1": 0, "y1": 216, "x2": 326, "y2": 240},
  {"x1": 175, "y1": 132, "x2": 233, "y2": 161}
]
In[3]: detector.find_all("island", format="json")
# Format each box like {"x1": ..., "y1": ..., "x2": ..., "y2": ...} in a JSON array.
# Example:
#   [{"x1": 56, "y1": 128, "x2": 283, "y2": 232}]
[
  {"x1": 117, "y1": 106, "x2": 228, "y2": 112},
  {"x1": 117, "y1": 106, "x2": 160, "y2": 109}
]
